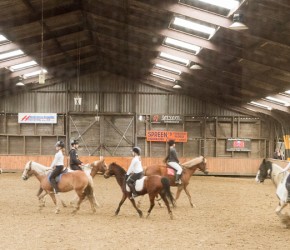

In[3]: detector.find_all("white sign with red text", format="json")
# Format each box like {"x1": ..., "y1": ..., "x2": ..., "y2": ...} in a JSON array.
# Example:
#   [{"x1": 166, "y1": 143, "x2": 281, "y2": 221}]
[{"x1": 18, "y1": 113, "x2": 57, "y2": 124}]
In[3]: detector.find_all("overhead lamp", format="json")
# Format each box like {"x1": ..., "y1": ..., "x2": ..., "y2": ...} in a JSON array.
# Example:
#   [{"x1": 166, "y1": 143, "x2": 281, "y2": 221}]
[
  {"x1": 190, "y1": 64, "x2": 202, "y2": 70},
  {"x1": 229, "y1": 13, "x2": 249, "y2": 30},
  {"x1": 173, "y1": 83, "x2": 182, "y2": 89},
  {"x1": 16, "y1": 81, "x2": 25, "y2": 86}
]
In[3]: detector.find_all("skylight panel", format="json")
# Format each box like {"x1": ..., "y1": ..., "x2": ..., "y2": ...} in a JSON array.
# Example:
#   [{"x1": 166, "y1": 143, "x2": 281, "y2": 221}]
[
  {"x1": 164, "y1": 37, "x2": 201, "y2": 54},
  {"x1": 0, "y1": 35, "x2": 8, "y2": 42},
  {"x1": 160, "y1": 52, "x2": 190, "y2": 65},
  {"x1": 0, "y1": 49, "x2": 24, "y2": 60},
  {"x1": 23, "y1": 69, "x2": 47, "y2": 79},
  {"x1": 249, "y1": 101, "x2": 272, "y2": 110},
  {"x1": 197, "y1": 0, "x2": 239, "y2": 10},
  {"x1": 285, "y1": 90, "x2": 290, "y2": 95},
  {"x1": 265, "y1": 96, "x2": 290, "y2": 106},
  {"x1": 173, "y1": 17, "x2": 216, "y2": 37},
  {"x1": 152, "y1": 72, "x2": 176, "y2": 82},
  {"x1": 155, "y1": 64, "x2": 182, "y2": 75},
  {"x1": 9, "y1": 60, "x2": 37, "y2": 72}
]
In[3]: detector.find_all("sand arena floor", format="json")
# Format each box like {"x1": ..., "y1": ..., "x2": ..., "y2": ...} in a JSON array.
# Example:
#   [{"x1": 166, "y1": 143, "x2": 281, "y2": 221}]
[{"x1": 0, "y1": 172, "x2": 290, "y2": 250}]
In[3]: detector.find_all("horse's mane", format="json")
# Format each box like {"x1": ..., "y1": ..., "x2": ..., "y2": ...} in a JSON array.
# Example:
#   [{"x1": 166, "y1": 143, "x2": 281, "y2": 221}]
[
  {"x1": 110, "y1": 162, "x2": 126, "y2": 174},
  {"x1": 182, "y1": 156, "x2": 204, "y2": 168}
]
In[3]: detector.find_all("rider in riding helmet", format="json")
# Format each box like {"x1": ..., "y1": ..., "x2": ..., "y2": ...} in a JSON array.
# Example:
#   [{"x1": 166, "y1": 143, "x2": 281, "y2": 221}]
[
  {"x1": 126, "y1": 146, "x2": 144, "y2": 199},
  {"x1": 280, "y1": 162, "x2": 290, "y2": 202},
  {"x1": 49, "y1": 141, "x2": 66, "y2": 194},
  {"x1": 69, "y1": 139, "x2": 83, "y2": 171},
  {"x1": 165, "y1": 140, "x2": 183, "y2": 184}
]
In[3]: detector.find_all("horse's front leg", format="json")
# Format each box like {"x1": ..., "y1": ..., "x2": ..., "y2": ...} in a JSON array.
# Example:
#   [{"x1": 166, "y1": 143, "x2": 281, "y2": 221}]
[
  {"x1": 129, "y1": 197, "x2": 143, "y2": 218},
  {"x1": 146, "y1": 194, "x2": 155, "y2": 219},
  {"x1": 115, "y1": 193, "x2": 127, "y2": 216},
  {"x1": 72, "y1": 191, "x2": 86, "y2": 214},
  {"x1": 183, "y1": 186, "x2": 196, "y2": 208},
  {"x1": 275, "y1": 200, "x2": 287, "y2": 214}
]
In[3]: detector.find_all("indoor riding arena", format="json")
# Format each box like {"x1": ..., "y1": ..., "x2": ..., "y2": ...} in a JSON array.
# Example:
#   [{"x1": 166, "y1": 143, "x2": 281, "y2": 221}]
[{"x1": 1, "y1": 0, "x2": 290, "y2": 249}]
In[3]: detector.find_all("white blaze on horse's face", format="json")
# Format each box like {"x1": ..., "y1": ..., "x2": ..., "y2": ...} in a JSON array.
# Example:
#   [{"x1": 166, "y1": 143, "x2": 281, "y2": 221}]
[{"x1": 22, "y1": 161, "x2": 31, "y2": 180}]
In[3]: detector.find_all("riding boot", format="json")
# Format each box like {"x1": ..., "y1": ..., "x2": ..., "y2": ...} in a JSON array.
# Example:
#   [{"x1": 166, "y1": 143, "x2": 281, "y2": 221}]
[
  {"x1": 128, "y1": 183, "x2": 138, "y2": 198},
  {"x1": 175, "y1": 174, "x2": 181, "y2": 184},
  {"x1": 50, "y1": 178, "x2": 59, "y2": 194}
]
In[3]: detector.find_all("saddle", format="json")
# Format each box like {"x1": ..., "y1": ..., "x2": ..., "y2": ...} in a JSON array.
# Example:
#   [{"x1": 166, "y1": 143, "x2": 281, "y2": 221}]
[
  {"x1": 48, "y1": 168, "x2": 68, "y2": 183},
  {"x1": 126, "y1": 176, "x2": 146, "y2": 192}
]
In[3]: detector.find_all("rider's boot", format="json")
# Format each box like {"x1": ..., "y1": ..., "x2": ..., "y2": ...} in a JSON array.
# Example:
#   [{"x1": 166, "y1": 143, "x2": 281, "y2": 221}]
[
  {"x1": 50, "y1": 178, "x2": 59, "y2": 194},
  {"x1": 128, "y1": 182, "x2": 138, "y2": 199},
  {"x1": 175, "y1": 174, "x2": 182, "y2": 184}
]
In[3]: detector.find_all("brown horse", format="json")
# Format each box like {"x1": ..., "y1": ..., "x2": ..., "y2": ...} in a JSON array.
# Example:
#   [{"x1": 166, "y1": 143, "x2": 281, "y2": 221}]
[
  {"x1": 22, "y1": 161, "x2": 98, "y2": 214},
  {"x1": 145, "y1": 156, "x2": 208, "y2": 207},
  {"x1": 102, "y1": 162, "x2": 175, "y2": 219}
]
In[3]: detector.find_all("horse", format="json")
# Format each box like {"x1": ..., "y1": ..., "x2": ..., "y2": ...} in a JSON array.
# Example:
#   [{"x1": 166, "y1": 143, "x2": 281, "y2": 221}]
[
  {"x1": 102, "y1": 162, "x2": 175, "y2": 219},
  {"x1": 144, "y1": 156, "x2": 208, "y2": 207},
  {"x1": 256, "y1": 159, "x2": 290, "y2": 227},
  {"x1": 22, "y1": 161, "x2": 98, "y2": 214}
]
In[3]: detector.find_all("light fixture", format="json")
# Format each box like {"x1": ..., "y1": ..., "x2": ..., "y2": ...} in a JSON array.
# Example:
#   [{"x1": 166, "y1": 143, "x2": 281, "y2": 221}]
[
  {"x1": 9, "y1": 60, "x2": 37, "y2": 72},
  {"x1": 155, "y1": 63, "x2": 181, "y2": 75},
  {"x1": 39, "y1": 0, "x2": 45, "y2": 84},
  {"x1": 173, "y1": 83, "x2": 182, "y2": 89},
  {"x1": 249, "y1": 101, "x2": 272, "y2": 110},
  {"x1": 190, "y1": 64, "x2": 202, "y2": 70},
  {"x1": 16, "y1": 82, "x2": 25, "y2": 86},
  {"x1": 152, "y1": 72, "x2": 176, "y2": 82},
  {"x1": 198, "y1": 0, "x2": 239, "y2": 10},
  {"x1": 0, "y1": 49, "x2": 24, "y2": 60},
  {"x1": 229, "y1": 13, "x2": 249, "y2": 30},
  {"x1": 266, "y1": 96, "x2": 290, "y2": 106},
  {"x1": 159, "y1": 52, "x2": 189, "y2": 66},
  {"x1": 164, "y1": 37, "x2": 201, "y2": 55}
]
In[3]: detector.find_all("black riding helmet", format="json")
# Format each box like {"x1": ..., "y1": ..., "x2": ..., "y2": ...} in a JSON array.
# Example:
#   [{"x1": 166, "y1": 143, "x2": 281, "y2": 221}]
[
  {"x1": 70, "y1": 139, "x2": 79, "y2": 146},
  {"x1": 132, "y1": 146, "x2": 141, "y2": 155},
  {"x1": 55, "y1": 141, "x2": 65, "y2": 148},
  {"x1": 168, "y1": 140, "x2": 175, "y2": 146}
]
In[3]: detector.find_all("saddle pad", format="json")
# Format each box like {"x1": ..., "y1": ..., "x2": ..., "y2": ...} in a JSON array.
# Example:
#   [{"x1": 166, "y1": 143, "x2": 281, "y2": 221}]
[
  {"x1": 167, "y1": 167, "x2": 175, "y2": 176},
  {"x1": 48, "y1": 170, "x2": 67, "y2": 184},
  {"x1": 126, "y1": 176, "x2": 146, "y2": 192}
]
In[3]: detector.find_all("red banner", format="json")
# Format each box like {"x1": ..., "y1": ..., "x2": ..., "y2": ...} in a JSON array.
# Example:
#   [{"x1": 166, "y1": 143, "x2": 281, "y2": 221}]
[{"x1": 146, "y1": 130, "x2": 187, "y2": 142}]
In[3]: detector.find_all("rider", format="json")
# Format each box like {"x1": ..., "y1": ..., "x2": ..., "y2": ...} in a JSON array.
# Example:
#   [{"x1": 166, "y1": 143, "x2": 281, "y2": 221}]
[
  {"x1": 126, "y1": 146, "x2": 144, "y2": 199},
  {"x1": 280, "y1": 162, "x2": 290, "y2": 202},
  {"x1": 165, "y1": 140, "x2": 183, "y2": 184},
  {"x1": 69, "y1": 139, "x2": 83, "y2": 171},
  {"x1": 49, "y1": 141, "x2": 66, "y2": 194}
]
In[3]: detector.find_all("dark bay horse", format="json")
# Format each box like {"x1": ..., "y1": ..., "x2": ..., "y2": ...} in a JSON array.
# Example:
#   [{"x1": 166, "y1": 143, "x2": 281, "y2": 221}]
[
  {"x1": 22, "y1": 161, "x2": 98, "y2": 214},
  {"x1": 145, "y1": 156, "x2": 208, "y2": 207},
  {"x1": 102, "y1": 162, "x2": 175, "y2": 219}
]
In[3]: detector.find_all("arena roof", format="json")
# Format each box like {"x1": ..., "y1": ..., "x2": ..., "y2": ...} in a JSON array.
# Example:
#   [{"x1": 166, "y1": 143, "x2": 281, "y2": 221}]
[{"x1": 1, "y1": 0, "x2": 290, "y2": 120}]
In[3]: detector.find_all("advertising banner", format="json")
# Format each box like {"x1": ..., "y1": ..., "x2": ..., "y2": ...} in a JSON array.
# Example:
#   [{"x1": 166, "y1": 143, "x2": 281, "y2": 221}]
[
  {"x1": 226, "y1": 138, "x2": 251, "y2": 151},
  {"x1": 146, "y1": 130, "x2": 187, "y2": 142},
  {"x1": 151, "y1": 114, "x2": 183, "y2": 124},
  {"x1": 18, "y1": 113, "x2": 57, "y2": 124}
]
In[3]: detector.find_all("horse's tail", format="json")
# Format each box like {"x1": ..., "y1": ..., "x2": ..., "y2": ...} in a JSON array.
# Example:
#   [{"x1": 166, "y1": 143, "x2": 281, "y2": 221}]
[
  {"x1": 161, "y1": 177, "x2": 176, "y2": 207},
  {"x1": 84, "y1": 183, "x2": 94, "y2": 198}
]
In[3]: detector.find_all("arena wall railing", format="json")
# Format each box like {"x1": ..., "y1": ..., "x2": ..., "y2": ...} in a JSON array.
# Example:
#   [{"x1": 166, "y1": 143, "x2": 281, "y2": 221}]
[{"x1": 0, "y1": 156, "x2": 272, "y2": 176}]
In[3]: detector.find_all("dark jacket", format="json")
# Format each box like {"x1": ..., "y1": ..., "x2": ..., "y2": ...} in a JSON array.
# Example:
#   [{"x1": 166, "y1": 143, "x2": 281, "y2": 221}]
[
  {"x1": 69, "y1": 148, "x2": 82, "y2": 169},
  {"x1": 165, "y1": 147, "x2": 179, "y2": 163}
]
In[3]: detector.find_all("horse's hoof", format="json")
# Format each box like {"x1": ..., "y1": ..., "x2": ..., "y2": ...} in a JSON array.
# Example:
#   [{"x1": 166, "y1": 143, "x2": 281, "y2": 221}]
[{"x1": 55, "y1": 209, "x2": 60, "y2": 214}]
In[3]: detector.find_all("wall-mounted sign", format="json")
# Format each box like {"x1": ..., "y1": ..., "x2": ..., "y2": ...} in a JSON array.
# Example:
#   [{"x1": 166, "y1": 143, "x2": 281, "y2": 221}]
[
  {"x1": 226, "y1": 138, "x2": 251, "y2": 152},
  {"x1": 18, "y1": 113, "x2": 57, "y2": 124},
  {"x1": 151, "y1": 114, "x2": 183, "y2": 124},
  {"x1": 146, "y1": 130, "x2": 187, "y2": 142}
]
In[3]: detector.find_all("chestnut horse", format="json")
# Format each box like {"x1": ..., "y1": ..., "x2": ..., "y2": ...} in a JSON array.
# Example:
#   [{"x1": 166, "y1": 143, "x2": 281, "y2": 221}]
[
  {"x1": 102, "y1": 162, "x2": 175, "y2": 219},
  {"x1": 22, "y1": 161, "x2": 98, "y2": 214},
  {"x1": 145, "y1": 156, "x2": 208, "y2": 207}
]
